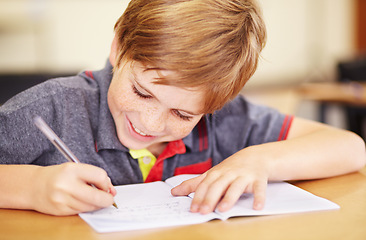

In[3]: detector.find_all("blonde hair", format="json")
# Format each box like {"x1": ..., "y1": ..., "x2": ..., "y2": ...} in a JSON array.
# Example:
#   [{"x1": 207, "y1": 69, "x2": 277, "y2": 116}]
[{"x1": 114, "y1": 0, "x2": 266, "y2": 113}]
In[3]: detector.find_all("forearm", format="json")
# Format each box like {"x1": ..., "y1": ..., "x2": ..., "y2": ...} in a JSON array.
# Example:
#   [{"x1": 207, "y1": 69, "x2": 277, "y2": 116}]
[
  {"x1": 262, "y1": 127, "x2": 366, "y2": 181},
  {"x1": 0, "y1": 164, "x2": 41, "y2": 210}
]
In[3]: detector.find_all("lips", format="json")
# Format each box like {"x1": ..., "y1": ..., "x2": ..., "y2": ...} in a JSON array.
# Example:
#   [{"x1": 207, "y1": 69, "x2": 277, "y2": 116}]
[
  {"x1": 126, "y1": 117, "x2": 156, "y2": 142},
  {"x1": 131, "y1": 122, "x2": 151, "y2": 137}
]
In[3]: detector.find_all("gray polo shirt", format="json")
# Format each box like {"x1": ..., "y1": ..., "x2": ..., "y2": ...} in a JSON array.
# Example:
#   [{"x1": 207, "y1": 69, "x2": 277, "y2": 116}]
[{"x1": 0, "y1": 61, "x2": 291, "y2": 185}]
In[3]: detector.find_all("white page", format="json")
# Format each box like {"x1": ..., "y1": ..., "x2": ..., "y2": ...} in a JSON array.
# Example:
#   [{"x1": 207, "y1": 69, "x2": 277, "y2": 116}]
[
  {"x1": 79, "y1": 180, "x2": 217, "y2": 233},
  {"x1": 215, "y1": 182, "x2": 340, "y2": 220},
  {"x1": 79, "y1": 175, "x2": 340, "y2": 233}
]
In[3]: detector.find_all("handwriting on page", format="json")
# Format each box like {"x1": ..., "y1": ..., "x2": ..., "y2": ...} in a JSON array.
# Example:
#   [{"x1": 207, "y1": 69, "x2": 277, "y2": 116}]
[{"x1": 89, "y1": 199, "x2": 194, "y2": 222}]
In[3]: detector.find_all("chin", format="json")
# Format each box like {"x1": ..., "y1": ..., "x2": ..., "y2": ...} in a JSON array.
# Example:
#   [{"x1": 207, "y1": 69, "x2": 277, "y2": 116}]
[{"x1": 118, "y1": 136, "x2": 149, "y2": 150}]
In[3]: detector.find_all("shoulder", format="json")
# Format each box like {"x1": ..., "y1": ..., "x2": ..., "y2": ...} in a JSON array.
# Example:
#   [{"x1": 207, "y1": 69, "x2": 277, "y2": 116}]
[
  {"x1": 54, "y1": 74, "x2": 98, "y2": 90},
  {"x1": 207, "y1": 95, "x2": 289, "y2": 146},
  {"x1": 1, "y1": 74, "x2": 98, "y2": 113},
  {"x1": 213, "y1": 95, "x2": 282, "y2": 123}
]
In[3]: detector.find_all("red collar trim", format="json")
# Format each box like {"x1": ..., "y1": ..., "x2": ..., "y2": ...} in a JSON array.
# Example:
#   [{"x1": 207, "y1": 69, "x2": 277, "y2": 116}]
[
  {"x1": 157, "y1": 139, "x2": 186, "y2": 161},
  {"x1": 145, "y1": 139, "x2": 186, "y2": 183}
]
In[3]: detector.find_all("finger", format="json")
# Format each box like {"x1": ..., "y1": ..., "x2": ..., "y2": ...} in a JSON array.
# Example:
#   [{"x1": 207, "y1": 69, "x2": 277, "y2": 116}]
[
  {"x1": 189, "y1": 181, "x2": 209, "y2": 213},
  {"x1": 190, "y1": 171, "x2": 235, "y2": 214},
  {"x1": 217, "y1": 177, "x2": 248, "y2": 212},
  {"x1": 252, "y1": 180, "x2": 267, "y2": 210},
  {"x1": 70, "y1": 180, "x2": 115, "y2": 208},
  {"x1": 45, "y1": 187, "x2": 99, "y2": 216},
  {"x1": 171, "y1": 174, "x2": 206, "y2": 196},
  {"x1": 196, "y1": 175, "x2": 237, "y2": 214},
  {"x1": 76, "y1": 164, "x2": 112, "y2": 192},
  {"x1": 60, "y1": 194, "x2": 100, "y2": 215},
  {"x1": 67, "y1": 163, "x2": 116, "y2": 208},
  {"x1": 108, "y1": 180, "x2": 117, "y2": 197},
  {"x1": 188, "y1": 172, "x2": 221, "y2": 213}
]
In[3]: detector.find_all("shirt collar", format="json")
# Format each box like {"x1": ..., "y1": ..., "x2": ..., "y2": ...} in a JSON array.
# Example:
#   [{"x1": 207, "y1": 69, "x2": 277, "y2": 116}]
[
  {"x1": 83, "y1": 61, "x2": 128, "y2": 152},
  {"x1": 129, "y1": 148, "x2": 155, "y2": 159}
]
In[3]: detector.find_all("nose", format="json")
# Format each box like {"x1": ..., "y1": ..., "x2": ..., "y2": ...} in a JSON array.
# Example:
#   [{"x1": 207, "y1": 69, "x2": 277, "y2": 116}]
[{"x1": 140, "y1": 106, "x2": 166, "y2": 133}]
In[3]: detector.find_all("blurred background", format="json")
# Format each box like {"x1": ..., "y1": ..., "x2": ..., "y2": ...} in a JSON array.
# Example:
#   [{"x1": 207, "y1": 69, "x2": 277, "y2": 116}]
[{"x1": 0, "y1": 0, "x2": 365, "y2": 136}]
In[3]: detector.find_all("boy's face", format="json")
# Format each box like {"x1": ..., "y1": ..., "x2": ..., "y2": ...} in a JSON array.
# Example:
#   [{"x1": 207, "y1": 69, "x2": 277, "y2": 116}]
[{"x1": 108, "y1": 60, "x2": 205, "y2": 154}]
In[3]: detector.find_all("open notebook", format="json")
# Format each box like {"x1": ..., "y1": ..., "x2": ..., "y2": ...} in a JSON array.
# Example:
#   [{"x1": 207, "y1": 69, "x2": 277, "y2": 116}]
[{"x1": 79, "y1": 174, "x2": 339, "y2": 233}]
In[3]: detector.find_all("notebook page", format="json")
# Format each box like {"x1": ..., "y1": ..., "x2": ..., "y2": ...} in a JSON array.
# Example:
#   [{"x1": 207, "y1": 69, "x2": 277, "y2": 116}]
[
  {"x1": 215, "y1": 182, "x2": 340, "y2": 220},
  {"x1": 79, "y1": 180, "x2": 216, "y2": 232},
  {"x1": 79, "y1": 175, "x2": 340, "y2": 232}
]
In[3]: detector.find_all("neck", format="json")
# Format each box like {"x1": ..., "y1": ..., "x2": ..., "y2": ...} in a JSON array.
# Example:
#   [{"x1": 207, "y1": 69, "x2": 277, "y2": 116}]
[{"x1": 147, "y1": 142, "x2": 168, "y2": 158}]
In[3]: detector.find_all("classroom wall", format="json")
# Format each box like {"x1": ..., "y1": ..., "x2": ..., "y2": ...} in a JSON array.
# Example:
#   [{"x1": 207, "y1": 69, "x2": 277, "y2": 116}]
[
  {"x1": 0, "y1": 0, "x2": 127, "y2": 73},
  {"x1": 0, "y1": 0, "x2": 356, "y2": 85},
  {"x1": 250, "y1": 0, "x2": 356, "y2": 88}
]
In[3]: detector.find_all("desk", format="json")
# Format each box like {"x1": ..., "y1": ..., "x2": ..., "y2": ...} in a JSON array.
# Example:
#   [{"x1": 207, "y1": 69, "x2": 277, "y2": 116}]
[
  {"x1": 298, "y1": 82, "x2": 366, "y2": 106},
  {"x1": 298, "y1": 82, "x2": 366, "y2": 138},
  {"x1": 1, "y1": 167, "x2": 366, "y2": 240}
]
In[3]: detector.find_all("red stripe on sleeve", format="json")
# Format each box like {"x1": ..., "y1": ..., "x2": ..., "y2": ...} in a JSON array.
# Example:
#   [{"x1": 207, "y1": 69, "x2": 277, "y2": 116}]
[
  {"x1": 85, "y1": 71, "x2": 95, "y2": 80},
  {"x1": 282, "y1": 115, "x2": 294, "y2": 140},
  {"x1": 277, "y1": 115, "x2": 294, "y2": 141}
]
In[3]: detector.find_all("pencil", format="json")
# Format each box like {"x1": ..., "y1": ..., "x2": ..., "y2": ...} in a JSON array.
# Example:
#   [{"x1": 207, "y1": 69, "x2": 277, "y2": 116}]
[{"x1": 34, "y1": 116, "x2": 118, "y2": 209}]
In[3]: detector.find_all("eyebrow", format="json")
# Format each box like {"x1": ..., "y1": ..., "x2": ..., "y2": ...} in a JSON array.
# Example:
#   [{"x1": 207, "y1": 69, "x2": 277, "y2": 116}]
[{"x1": 132, "y1": 74, "x2": 202, "y2": 116}]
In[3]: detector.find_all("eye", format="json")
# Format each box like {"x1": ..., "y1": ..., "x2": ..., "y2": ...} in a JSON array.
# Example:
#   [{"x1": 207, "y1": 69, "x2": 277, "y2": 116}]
[
  {"x1": 132, "y1": 85, "x2": 152, "y2": 99},
  {"x1": 172, "y1": 109, "x2": 193, "y2": 121}
]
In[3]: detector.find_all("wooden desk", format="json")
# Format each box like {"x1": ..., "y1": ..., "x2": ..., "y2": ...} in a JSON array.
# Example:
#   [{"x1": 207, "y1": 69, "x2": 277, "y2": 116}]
[
  {"x1": 298, "y1": 82, "x2": 366, "y2": 106},
  {"x1": 298, "y1": 82, "x2": 366, "y2": 138},
  {"x1": 1, "y1": 168, "x2": 366, "y2": 240}
]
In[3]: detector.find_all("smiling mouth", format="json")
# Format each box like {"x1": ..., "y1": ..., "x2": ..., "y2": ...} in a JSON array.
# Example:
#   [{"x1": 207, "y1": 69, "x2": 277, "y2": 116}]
[{"x1": 131, "y1": 122, "x2": 152, "y2": 137}]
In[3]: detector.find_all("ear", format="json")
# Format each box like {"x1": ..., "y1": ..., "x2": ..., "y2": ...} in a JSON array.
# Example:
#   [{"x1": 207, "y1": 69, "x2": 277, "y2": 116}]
[{"x1": 109, "y1": 34, "x2": 119, "y2": 67}]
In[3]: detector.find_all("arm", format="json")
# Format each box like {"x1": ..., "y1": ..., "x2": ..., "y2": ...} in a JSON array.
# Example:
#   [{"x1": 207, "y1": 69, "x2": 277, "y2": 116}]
[
  {"x1": 0, "y1": 163, "x2": 116, "y2": 216},
  {"x1": 266, "y1": 117, "x2": 365, "y2": 180},
  {"x1": 172, "y1": 117, "x2": 366, "y2": 214}
]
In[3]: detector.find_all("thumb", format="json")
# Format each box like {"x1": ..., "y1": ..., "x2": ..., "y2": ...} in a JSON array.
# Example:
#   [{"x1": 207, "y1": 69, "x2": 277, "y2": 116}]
[{"x1": 108, "y1": 178, "x2": 117, "y2": 197}]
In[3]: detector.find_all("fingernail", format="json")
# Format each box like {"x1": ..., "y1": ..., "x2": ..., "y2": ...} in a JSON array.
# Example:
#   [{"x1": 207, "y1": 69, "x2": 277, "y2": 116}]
[
  {"x1": 218, "y1": 202, "x2": 228, "y2": 212},
  {"x1": 190, "y1": 204, "x2": 199, "y2": 212},
  {"x1": 109, "y1": 186, "x2": 116, "y2": 196},
  {"x1": 199, "y1": 205, "x2": 210, "y2": 214},
  {"x1": 254, "y1": 202, "x2": 263, "y2": 210},
  {"x1": 171, "y1": 187, "x2": 178, "y2": 195}
]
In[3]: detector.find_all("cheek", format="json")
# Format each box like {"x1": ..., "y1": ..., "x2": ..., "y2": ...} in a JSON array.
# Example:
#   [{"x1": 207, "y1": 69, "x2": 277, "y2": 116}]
[
  {"x1": 167, "y1": 118, "x2": 200, "y2": 139},
  {"x1": 109, "y1": 83, "x2": 137, "y2": 113},
  {"x1": 115, "y1": 95, "x2": 133, "y2": 112}
]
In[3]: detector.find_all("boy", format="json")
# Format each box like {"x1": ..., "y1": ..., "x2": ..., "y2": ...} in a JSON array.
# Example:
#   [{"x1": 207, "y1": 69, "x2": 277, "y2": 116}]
[{"x1": 0, "y1": 0, "x2": 365, "y2": 216}]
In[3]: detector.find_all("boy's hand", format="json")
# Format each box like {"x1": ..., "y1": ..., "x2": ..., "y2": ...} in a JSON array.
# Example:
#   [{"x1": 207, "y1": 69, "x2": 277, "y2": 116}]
[
  {"x1": 171, "y1": 148, "x2": 268, "y2": 214},
  {"x1": 31, "y1": 162, "x2": 116, "y2": 216}
]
